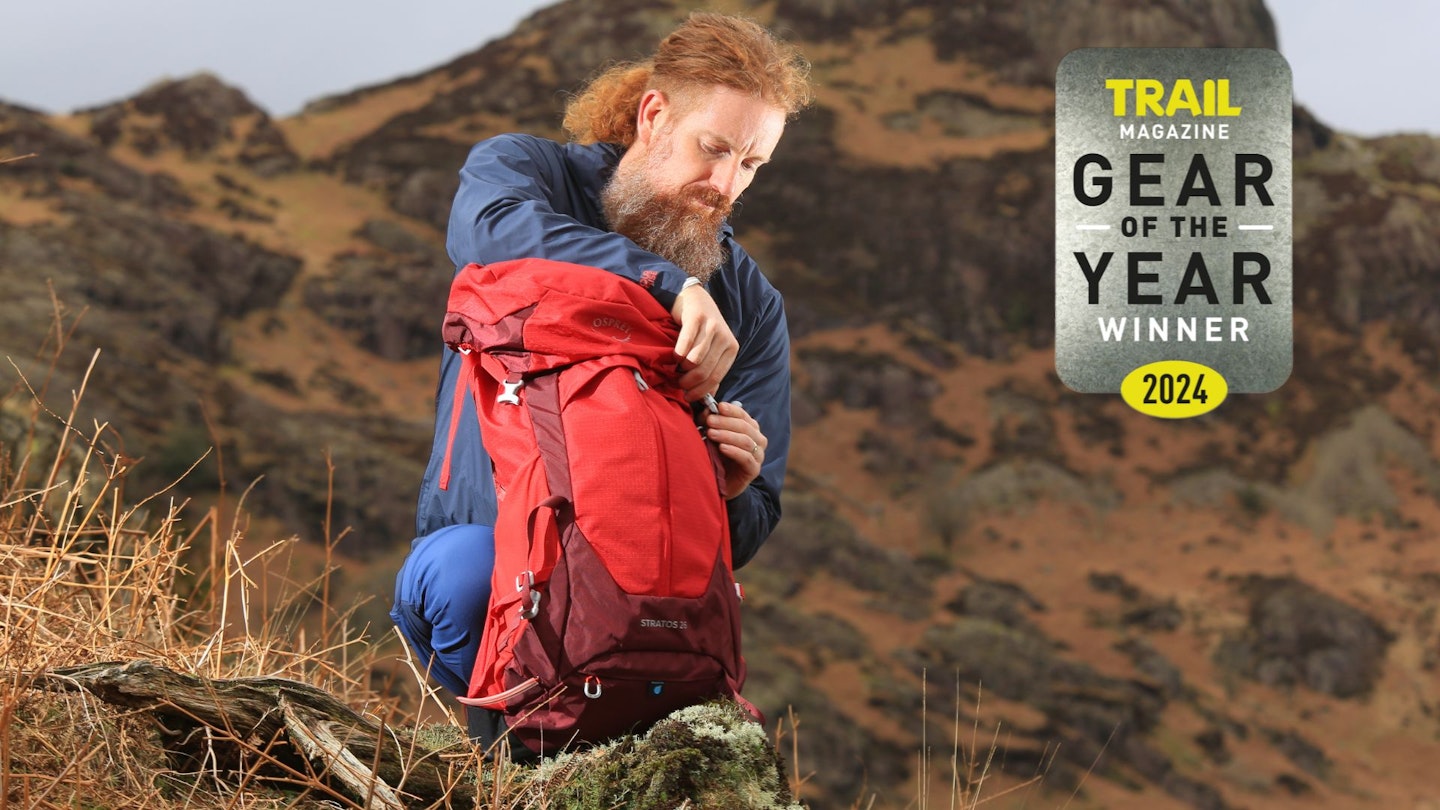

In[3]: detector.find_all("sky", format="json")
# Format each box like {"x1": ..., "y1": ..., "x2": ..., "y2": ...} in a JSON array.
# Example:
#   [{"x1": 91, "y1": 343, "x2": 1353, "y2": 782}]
[{"x1": 0, "y1": 0, "x2": 1437, "y2": 138}]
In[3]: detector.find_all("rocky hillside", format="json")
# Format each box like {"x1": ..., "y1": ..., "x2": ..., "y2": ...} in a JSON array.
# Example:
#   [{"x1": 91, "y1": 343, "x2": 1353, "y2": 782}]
[{"x1": 4, "y1": 1, "x2": 1440, "y2": 807}]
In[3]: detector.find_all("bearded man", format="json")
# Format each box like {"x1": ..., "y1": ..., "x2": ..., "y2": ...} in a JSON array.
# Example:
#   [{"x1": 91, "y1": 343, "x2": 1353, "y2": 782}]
[{"x1": 392, "y1": 12, "x2": 811, "y2": 733}]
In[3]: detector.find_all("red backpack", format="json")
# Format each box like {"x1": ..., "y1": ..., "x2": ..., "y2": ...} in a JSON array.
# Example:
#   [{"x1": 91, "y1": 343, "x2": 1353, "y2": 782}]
[{"x1": 438, "y1": 258, "x2": 747, "y2": 756}]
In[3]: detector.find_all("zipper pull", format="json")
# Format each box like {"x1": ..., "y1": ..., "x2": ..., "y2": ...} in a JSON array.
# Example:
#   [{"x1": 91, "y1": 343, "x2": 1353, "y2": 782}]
[{"x1": 632, "y1": 369, "x2": 649, "y2": 391}]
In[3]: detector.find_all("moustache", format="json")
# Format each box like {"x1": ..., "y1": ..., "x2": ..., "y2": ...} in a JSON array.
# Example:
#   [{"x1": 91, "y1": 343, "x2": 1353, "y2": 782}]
[{"x1": 684, "y1": 189, "x2": 732, "y2": 218}]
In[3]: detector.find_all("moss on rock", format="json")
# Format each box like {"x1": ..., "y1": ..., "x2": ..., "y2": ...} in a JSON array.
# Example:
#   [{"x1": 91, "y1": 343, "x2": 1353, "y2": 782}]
[{"x1": 525, "y1": 700, "x2": 800, "y2": 809}]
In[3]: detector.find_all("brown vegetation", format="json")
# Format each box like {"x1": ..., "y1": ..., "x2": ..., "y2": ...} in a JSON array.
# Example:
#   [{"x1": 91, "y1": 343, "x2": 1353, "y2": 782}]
[
  {"x1": 0, "y1": 316, "x2": 817, "y2": 809},
  {"x1": 0, "y1": 311, "x2": 472, "y2": 807}
]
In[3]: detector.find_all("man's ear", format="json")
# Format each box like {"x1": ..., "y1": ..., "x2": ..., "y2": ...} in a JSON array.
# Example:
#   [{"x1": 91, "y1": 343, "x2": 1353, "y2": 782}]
[{"x1": 634, "y1": 88, "x2": 668, "y2": 146}]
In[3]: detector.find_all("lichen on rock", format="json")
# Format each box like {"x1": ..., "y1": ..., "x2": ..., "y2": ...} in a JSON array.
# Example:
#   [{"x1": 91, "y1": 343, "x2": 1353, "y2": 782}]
[{"x1": 521, "y1": 700, "x2": 801, "y2": 810}]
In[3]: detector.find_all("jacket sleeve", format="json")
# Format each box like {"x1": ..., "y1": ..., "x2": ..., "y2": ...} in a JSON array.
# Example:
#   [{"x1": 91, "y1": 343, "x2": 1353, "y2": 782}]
[
  {"x1": 446, "y1": 134, "x2": 691, "y2": 310},
  {"x1": 715, "y1": 276, "x2": 790, "y2": 569}
]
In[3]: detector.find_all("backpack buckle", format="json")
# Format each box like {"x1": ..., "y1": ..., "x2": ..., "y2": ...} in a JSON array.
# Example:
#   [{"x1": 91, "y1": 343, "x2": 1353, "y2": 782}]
[
  {"x1": 516, "y1": 570, "x2": 540, "y2": 620},
  {"x1": 498, "y1": 379, "x2": 524, "y2": 405},
  {"x1": 519, "y1": 591, "x2": 541, "y2": 620}
]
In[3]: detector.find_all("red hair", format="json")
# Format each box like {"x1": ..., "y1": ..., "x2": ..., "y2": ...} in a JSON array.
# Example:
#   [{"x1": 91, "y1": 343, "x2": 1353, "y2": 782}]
[{"x1": 563, "y1": 12, "x2": 812, "y2": 146}]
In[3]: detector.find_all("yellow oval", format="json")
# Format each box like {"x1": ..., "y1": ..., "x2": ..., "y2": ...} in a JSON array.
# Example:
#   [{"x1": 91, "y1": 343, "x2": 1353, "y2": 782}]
[{"x1": 1120, "y1": 361, "x2": 1228, "y2": 418}]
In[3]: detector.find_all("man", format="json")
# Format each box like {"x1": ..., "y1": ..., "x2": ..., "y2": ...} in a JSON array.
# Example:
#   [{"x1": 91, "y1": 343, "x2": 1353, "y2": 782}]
[{"x1": 391, "y1": 12, "x2": 812, "y2": 727}]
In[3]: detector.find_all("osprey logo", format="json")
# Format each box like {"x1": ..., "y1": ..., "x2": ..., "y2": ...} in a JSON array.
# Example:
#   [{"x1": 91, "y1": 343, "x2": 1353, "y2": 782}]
[
  {"x1": 639, "y1": 618, "x2": 688, "y2": 630},
  {"x1": 592, "y1": 316, "x2": 633, "y2": 342}
]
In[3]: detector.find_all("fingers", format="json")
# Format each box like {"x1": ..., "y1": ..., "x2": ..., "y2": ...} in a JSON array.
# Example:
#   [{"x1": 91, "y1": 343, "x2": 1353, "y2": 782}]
[
  {"x1": 705, "y1": 401, "x2": 765, "y2": 453},
  {"x1": 679, "y1": 340, "x2": 738, "y2": 400},
  {"x1": 707, "y1": 427, "x2": 765, "y2": 458},
  {"x1": 705, "y1": 401, "x2": 766, "y2": 498},
  {"x1": 670, "y1": 283, "x2": 709, "y2": 360},
  {"x1": 713, "y1": 440, "x2": 762, "y2": 500},
  {"x1": 670, "y1": 283, "x2": 738, "y2": 401},
  {"x1": 677, "y1": 323, "x2": 738, "y2": 393},
  {"x1": 717, "y1": 440, "x2": 762, "y2": 480},
  {"x1": 674, "y1": 316, "x2": 699, "y2": 369}
]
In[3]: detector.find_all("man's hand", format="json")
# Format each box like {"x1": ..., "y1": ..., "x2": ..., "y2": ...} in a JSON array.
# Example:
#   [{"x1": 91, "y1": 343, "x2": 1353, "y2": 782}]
[
  {"x1": 671, "y1": 283, "x2": 739, "y2": 401},
  {"x1": 704, "y1": 400, "x2": 767, "y2": 500}
]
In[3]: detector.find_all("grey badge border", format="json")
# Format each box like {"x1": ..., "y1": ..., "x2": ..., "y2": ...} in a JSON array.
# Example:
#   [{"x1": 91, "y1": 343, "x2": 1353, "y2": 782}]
[{"x1": 1055, "y1": 48, "x2": 1292, "y2": 395}]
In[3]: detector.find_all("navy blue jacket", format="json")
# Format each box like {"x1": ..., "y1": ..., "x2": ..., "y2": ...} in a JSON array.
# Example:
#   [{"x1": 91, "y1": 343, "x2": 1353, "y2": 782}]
[{"x1": 414, "y1": 134, "x2": 790, "y2": 568}]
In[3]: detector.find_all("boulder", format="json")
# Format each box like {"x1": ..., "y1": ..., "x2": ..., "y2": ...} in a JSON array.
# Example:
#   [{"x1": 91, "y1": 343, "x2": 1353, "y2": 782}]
[{"x1": 1215, "y1": 576, "x2": 1392, "y2": 698}]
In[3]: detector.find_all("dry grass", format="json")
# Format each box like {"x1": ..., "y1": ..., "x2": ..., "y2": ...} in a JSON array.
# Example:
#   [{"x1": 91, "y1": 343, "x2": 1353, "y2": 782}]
[
  {"x1": 0, "y1": 304, "x2": 488, "y2": 808},
  {"x1": 909, "y1": 680, "x2": 1050, "y2": 810}
]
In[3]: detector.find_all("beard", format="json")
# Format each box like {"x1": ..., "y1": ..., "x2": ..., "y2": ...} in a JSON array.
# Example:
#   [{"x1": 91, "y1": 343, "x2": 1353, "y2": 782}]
[{"x1": 602, "y1": 150, "x2": 732, "y2": 284}]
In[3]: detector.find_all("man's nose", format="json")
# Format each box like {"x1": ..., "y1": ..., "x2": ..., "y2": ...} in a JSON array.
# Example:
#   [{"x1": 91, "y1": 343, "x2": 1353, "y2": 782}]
[{"x1": 708, "y1": 159, "x2": 741, "y2": 200}]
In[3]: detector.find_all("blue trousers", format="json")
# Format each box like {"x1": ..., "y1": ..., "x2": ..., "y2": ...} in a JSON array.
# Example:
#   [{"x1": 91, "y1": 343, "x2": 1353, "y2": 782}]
[{"x1": 390, "y1": 524, "x2": 496, "y2": 698}]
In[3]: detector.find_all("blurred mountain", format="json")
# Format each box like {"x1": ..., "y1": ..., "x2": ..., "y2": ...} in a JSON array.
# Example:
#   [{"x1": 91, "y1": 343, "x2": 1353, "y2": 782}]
[{"x1": 3, "y1": 1, "x2": 1439, "y2": 807}]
